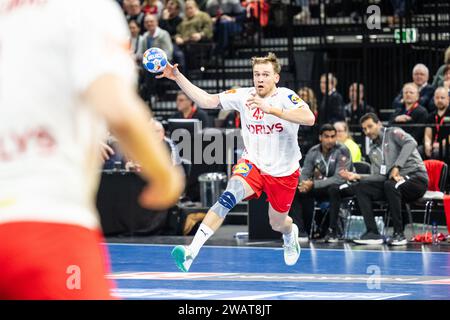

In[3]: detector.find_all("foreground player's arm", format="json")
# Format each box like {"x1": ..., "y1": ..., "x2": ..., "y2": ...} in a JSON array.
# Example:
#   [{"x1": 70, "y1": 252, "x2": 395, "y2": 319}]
[
  {"x1": 156, "y1": 63, "x2": 220, "y2": 109},
  {"x1": 84, "y1": 74, "x2": 185, "y2": 210}
]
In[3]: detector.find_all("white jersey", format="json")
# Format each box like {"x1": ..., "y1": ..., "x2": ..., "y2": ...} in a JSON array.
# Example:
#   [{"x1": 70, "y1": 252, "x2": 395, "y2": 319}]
[
  {"x1": 219, "y1": 87, "x2": 309, "y2": 177},
  {"x1": 0, "y1": 0, "x2": 135, "y2": 229}
]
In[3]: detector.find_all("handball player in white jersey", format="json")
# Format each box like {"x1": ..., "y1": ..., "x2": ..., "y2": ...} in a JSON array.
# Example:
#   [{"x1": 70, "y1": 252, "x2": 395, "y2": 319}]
[
  {"x1": 0, "y1": 0, "x2": 184, "y2": 299},
  {"x1": 157, "y1": 52, "x2": 315, "y2": 272}
]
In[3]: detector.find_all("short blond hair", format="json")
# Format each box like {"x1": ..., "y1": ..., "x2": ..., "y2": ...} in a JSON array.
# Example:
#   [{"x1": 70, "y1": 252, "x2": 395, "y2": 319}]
[{"x1": 251, "y1": 52, "x2": 281, "y2": 74}]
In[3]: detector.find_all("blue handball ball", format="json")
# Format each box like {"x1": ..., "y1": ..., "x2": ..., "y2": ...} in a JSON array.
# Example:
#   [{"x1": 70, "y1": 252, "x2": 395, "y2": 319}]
[{"x1": 142, "y1": 47, "x2": 168, "y2": 73}]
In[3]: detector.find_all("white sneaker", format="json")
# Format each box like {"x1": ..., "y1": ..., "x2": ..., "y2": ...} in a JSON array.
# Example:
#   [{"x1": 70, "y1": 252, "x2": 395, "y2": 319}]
[
  {"x1": 171, "y1": 245, "x2": 195, "y2": 272},
  {"x1": 283, "y1": 224, "x2": 301, "y2": 266}
]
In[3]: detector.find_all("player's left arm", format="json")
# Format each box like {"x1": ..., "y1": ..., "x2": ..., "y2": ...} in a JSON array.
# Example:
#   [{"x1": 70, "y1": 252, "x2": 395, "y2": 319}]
[
  {"x1": 268, "y1": 104, "x2": 315, "y2": 125},
  {"x1": 247, "y1": 92, "x2": 315, "y2": 125}
]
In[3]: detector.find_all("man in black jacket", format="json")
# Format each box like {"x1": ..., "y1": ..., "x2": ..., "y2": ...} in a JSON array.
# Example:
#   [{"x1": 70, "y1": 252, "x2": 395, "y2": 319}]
[
  {"x1": 319, "y1": 73, "x2": 345, "y2": 125},
  {"x1": 389, "y1": 82, "x2": 428, "y2": 146}
]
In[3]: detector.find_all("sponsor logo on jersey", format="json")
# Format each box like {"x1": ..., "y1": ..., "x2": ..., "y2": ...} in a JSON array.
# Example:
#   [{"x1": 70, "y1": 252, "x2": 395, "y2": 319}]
[
  {"x1": 224, "y1": 89, "x2": 237, "y2": 94},
  {"x1": 232, "y1": 162, "x2": 252, "y2": 177},
  {"x1": 288, "y1": 94, "x2": 302, "y2": 105},
  {"x1": 246, "y1": 123, "x2": 284, "y2": 134}
]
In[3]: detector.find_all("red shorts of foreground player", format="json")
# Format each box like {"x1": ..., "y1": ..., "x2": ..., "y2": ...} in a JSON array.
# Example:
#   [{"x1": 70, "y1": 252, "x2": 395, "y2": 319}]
[
  {"x1": 231, "y1": 159, "x2": 300, "y2": 213},
  {"x1": 0, "y1": 222, "x2": 115, "y2": 300}
]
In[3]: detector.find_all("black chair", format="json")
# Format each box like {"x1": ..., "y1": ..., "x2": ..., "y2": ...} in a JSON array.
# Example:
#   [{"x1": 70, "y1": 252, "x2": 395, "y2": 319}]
[{"x1": 310, "y1": 161, "x2": 372, "y2": 239}]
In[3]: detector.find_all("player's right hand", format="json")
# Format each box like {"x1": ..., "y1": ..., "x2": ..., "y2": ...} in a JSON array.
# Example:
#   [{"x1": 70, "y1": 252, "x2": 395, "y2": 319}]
[
  {"x1": 138, "y1": 166, "x2": 185, "y2": 210},
  {"x1": 156, "y1": 63, "x2": 180, "y2": 81}
]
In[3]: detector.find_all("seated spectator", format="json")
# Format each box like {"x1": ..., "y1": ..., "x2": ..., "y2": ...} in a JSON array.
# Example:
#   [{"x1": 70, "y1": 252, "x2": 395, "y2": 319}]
[
  {"x1": 125, "y1": 0, "x2": 146, "y2": 33},
  {"x1": 175, "y1": 0, "x2": 213, "y2": 70},
  {"x1": 138, "y1": 14, "x2": 174, "y2": 61},
  {"x1": 431, "y1": 46, "x2": 450, "y2": 88},
  {"x1": 340, "y1": 113, "x2": 428, "y2": 246},
  {"x1": 142, "y1": 0, "x2": 164, "y2": 19},
  {"x1": 441, "y1": 64, "x2": 450, "y2": 92},
  {"x1": 392, "y1": 64, "x2": 435, "y2": 112},
  {"x1": 159, "y1": 0, "x2": 186, "y2": 71},
  {"x1": 390, "y1": 82, "x2": 428, "y2": 146},
  {"x1": 160, "y1": 0, "x2": 184, "y2": 37},
  {"x1": 298, "y1": 87, "x2": 318, "y2": 118},
  {"x1": 129, "y1": 20, "x2": 144, "y2": 65},
  {"x1": 344, "y1": 83, "x2": 375, "y2": 127},
  {"x1": 424, "y1": 87, "x2": 450, "y2": 159},
  {"x1": 175, "y1": 0, "x2": 213, "y2": 46},
  {"x1": 334, "y1": 121, "x2": 362, "y2": 163},
  {"x1": 289, "y1": 124, "x2": 353, "y2": 242},
  {"x1": 207, "y1": 0, "x2": 246, "y2": 56},
  {"x1": 293, "y1": 0, "x2": 311, "y2": 24},
  {"x1": 172, "y1": 91, "x2": 211, "y2": 127},
  {"x1": 318, "y1": 73, "x2": 345, "y2": 125},
  {"x1": 297, "y1": 87, "x2": 318, "y2": 155},
  {"x1": 242, "y1": 0, "x2": 269, "y2": 28}
]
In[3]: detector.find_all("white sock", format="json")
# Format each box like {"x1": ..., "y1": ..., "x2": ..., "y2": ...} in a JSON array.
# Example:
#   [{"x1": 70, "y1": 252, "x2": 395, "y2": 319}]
[
  {"x1": 188, "y1": 223, "x2": 214, "y2": 257},
  {"x1": 283, "y1": 225, "x2": 295, "y2": 244}
]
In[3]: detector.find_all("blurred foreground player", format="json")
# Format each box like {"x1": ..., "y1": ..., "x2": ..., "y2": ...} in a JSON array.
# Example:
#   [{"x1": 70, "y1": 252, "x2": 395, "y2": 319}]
[
  {"x1": 157, "y1": 53, "x2": 315, "y2": 271},
  {"x1": 0, "y1": 0, "x2": 184, "y2": 299}
]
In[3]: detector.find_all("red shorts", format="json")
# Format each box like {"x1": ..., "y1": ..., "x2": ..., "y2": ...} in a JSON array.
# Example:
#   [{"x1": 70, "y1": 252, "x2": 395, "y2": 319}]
[
  {"x1": 0, "y1": 222, "x2": 115, "y2": 300},
  {"x1": 231, "y1": 159, "x2": 300, "y2": 213}
]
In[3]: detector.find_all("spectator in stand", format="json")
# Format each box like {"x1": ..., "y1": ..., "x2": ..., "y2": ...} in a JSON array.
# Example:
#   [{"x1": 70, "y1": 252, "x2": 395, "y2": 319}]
[
  {"x1": 175, "y1": 0, "x2": 213, "y2": 46},
  {"x1": 139, "y1": 14, "x2": 174, "y2": 61},
  {"x1": 142, "y1": 0, "x2": 165, "y2": 19},
  {"x1": 392, "y1": 64, "x2": 435, "y2": 112},
  {"x1": 344, "y1": 83, "x2": 375, "y2": 127},
  {"x1": 125, "y1": 0, "x2": 146, "y2": 33},
  {"x1": 441, "y1": 64, "x2": 450, "y2": 92},
  {"x1": 138, "y1": 14, "x2": 173, "y2": 100},
  {"x1": 298, "y1": 87, "x2": 318, "y2": 118},
  {"x1": 424, "y1": 87, "x2": 450, "y2": 159},
  {"x1": 160, "y1": 0, "x2": 184, "y2": 36},
  {"x1": 297, "y1": 87, "x2": 318, "y2": 155},
  {"x1": 390, "y1": 82, "x2": 428, "y2": 146},
  {"x1": 293, "y1": 0, "x2": 311, "y2": 24},
  {"x1": 242, "y1": 0, "x2": 269, "y2": 28},
  {"x1": 431, "y1": 46, "x2": 450, "y2": 88},
  {"x1": 129, "y1": 20, "x2": 144, "y2": 65},
  {"x1": 206, "y1": 0, "x2": 246, "y2": 57},
  {"x1": 319, "y1": 73, "x2": 345, "y2": 125},
  {"x1": 172, "y1": 91, "x2": 211, "y2": 127},
  {"x1": 159, "y1": 0, "x2": 186, "y2": 71},
  {"x1": 334, "y1": 121, "x2": 362, "y2": 163}
]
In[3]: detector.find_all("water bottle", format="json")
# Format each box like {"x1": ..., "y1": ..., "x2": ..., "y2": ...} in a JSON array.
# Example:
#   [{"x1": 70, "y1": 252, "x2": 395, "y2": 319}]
[{"x1": 432, "y1": 221, "x2": 438, "y2": 245}]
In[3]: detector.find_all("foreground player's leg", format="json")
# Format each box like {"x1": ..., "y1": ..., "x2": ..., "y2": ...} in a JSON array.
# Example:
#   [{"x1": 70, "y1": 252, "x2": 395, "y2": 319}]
[
  {"x1": 172, "y1": 176, "x2": 254, "y2": 272},
  {"x1": 268, "y1": 204, "x2": 301, "y2": 266}
]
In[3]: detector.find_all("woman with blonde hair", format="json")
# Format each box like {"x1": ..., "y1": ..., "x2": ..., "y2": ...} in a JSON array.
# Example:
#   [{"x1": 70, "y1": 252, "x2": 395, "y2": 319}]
[
  {"x1": 297, "y1": 87, "x2": 318, "y2": 155},
  {"x1": 334, "y1": 121, "x2": 362, "y2": 163},
  {"x1": 432, "y1": 46, "x2": 450, "y2": 88},
  {"x1": 298, "y1": 87, "x2": 318, "y2": 118}
]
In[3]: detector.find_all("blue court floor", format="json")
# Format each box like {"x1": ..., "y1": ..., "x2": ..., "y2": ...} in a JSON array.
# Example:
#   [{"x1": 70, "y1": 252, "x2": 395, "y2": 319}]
[{"x1": 106, "y1": 242, "x2": 450, "y2": 300}]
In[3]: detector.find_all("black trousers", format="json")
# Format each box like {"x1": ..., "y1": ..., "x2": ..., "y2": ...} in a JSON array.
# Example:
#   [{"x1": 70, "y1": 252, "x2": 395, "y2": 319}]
[
  {"x1": 289, "y1": 184, "x2": 354, "y2": 235},
  {"x1": 353, "y1": 175, "x2": 428, "y2": 234}
]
